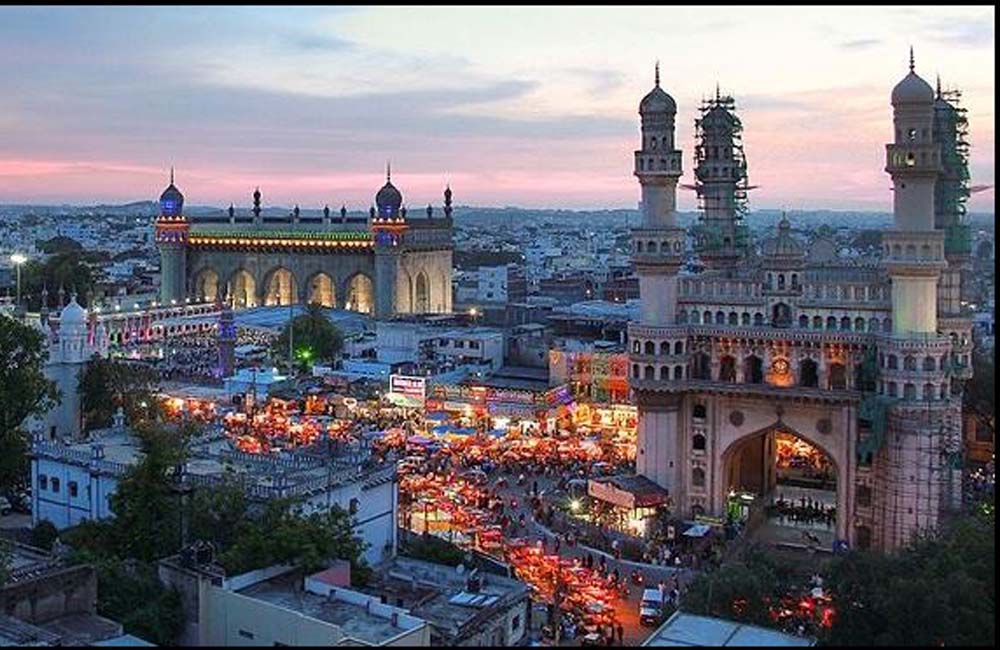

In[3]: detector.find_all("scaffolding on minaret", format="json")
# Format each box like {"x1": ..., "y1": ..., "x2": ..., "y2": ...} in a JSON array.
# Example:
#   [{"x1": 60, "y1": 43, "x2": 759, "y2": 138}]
[
  {"x1": 933, "y1": 81, "x2": 972, "y2": 258},
  {"x1": 690, "y1": 88, "x2": 754, "y2": 267}
]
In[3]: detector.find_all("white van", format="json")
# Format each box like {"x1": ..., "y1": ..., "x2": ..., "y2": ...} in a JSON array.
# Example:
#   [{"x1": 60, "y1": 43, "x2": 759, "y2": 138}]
[{"x1": 640, "y1": 588, "x2": 664, "y2": 626}]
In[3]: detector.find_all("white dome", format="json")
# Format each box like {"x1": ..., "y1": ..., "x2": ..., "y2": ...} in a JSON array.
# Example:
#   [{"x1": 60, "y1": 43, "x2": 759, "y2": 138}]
[
  {"x1": 60, "y1": 296, "x2": 87, "y2": 324},
  {"x1": 891, "y1": 71, "x2": 934, "y2": 106}
]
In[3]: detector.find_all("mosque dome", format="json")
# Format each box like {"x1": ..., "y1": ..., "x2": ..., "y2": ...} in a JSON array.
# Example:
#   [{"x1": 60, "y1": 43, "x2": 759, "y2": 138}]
[
  {"x1": 639, "y1": 62, "x2": 676, "y2": 115},
  {"x1": 375, "y1": 171, "x2": 403, "y2": 218},
  {"x1": 59, "y1": 295, "x2": 87, "y2": 326},
  {"x1": 159, "y1": 169, "x2": 184, "y2": 218},
  {"x1": 761, "y1": 216, "x2": 805, "y2": 259},
  {"x1": 891, "y1": 71, "x2": 934, "y2": 106}
]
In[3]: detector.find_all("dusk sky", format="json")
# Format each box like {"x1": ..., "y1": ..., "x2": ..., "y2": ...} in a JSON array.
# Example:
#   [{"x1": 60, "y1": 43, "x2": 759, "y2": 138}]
[{"x1": 0, "y1": 5, "x2": 994, "y2": 212}]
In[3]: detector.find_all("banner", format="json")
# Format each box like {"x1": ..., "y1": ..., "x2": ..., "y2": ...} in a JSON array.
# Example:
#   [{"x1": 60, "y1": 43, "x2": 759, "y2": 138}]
[{"x1": 389, "y1": 374, "x2": 426, "y2": 406}]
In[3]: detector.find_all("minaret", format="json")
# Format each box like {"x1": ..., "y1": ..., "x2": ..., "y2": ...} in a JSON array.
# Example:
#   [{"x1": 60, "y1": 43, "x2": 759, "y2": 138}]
[
  {"x1": 252, "y1": 187, "x2": 262, "y2": 225},
  {"x1": 877, "y1": 49, "x2": 961, "y2": 549},
  {"x1": 443, "y1": 185, "x2": 453, "y2": 219},
  {"x1": 629, "y1": 62, "x2": 688, "y2": 495},
  {"x1": 884, "y1": 48, "x2": 945, "y2": 335},
  {"x1": 154, "y1": 169, "x2": 189, "y2": 305},
  {"x1": 217, "y1": 300, "x2": 236, "y2": 378},
  {"x1": 341, "y1": 205, "x2": 348, "y2": 223},
  {"x1": 323, "y1": 205, "x2": 331, "y2": 225},
  {"x1": 633, "y1": 62, "x2": 684, "y2": 326},
  {"x1": 693, "y1": 85, "x2": 751, "y2": 270},
  {"x1": 372, "y1": 167, "x2": 406, "y2": 319},
  {"x1": 228, "y1": 203, "x2": 236, "y2": 223}
]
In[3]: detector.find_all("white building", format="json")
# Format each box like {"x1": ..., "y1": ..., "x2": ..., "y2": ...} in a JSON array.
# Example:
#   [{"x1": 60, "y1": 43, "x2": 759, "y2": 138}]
[{"x1": 30, "y1": 425, "x2": 398, "y2": 566}]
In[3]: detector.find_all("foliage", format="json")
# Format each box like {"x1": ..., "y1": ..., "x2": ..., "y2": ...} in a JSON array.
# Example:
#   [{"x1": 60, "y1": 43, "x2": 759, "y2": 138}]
[
  {"x1": 0, "y1": 537, "x2": 12, "y2": 585},
  {"x1": 965, "y1": 336, "x2": 995, "y2": 432},
  {"x1": 682, "y1": 544, "x2": 796, "y2": 627},
  {"x1": 105, "y1": 423, "x2": 190, "y2": 562},
  {"x1": 20, "y1": 251, "x2": 101, "y2": 311},
  {"x1": 79, "y1": 357, "x2": 161, "y2": 431},
  {"x1": 188, "y1": 479, "x2": 248, "y2": 552},
  {"x1": 36, "y1": 235, "x2": 83, "y2": 255},
  {"x1": 401, "y1": 533, "x2": 467, "y2": 567},
  {"x1": 0, "y1": 315, "x2": 57, "y2": 491},
  {"x1": 28, "y1": 521, "x2": 60, "y2": 551},
  {"x1": 217, "y1": 498, "x2": 366, "y2": 576},
  {"x1": 822, "y1": 500, "x2": 995, "y2": 646},
  {"x1": 67, "y1": 551, "x2": 184, "y2": 646},
  {"x1": 272, "y1": 302, "x2": 344, "y2": 371}
]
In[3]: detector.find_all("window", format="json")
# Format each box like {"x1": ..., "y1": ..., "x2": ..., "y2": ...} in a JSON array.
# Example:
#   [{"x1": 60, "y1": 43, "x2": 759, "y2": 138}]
[
  {"x1": 692, "y1": 468, "x2": 706, "y2": 488},
  {"x1": 904, "y1": 383, "x2": 916, "y2": 401},
  {"x1": 644, "y1": 365, "x2": 655, "y2": 380},
  {"x1": 693, "y1": 434, "x2": 706, "y2": 451},
  {"x1": 799, "y1": 315, "x2": 809, "y2": 328},
  {"x1": 69, "y1": 481, "x2": 78, "y2": 497},
  {"x1": 719, "y1": 356, "x2": 737, "y2": 383},
  {"x1": 674, "y1": 341, "x2": 683, "y2": 355},
  {"x1": 856, "y1": 485, "x2": 872, "y2": 508},
  {"x1": 39, "y1": 475, "x2": 48, "y2": 491},
  {"x1": 888, "y1": 382, "x2": 898, "y2": 398},
  {"x1": 51, "y1": 478, "x2": 60, "y2": 493},
  {"x1": 673, "y1": 365, "x2": 684, "y2": 380},
  {"x1": 904, "y1": 355, "x2": 916, "y2": 371},
  {"x1": 907, "y1": 127, "x2": 917, "y2": 141},
  {"x1": 800, "y1": 359, "x2": 819, "y2": 388},
  {"x1": 693, "y1": 404, "x2": 707, "y2": 419},
  {"x1": 829, "y1": 363, "x2": 847, "y2": 390},
  {"x1": 469, "y1": 341, "x2": 480, "y2": 350},
  {"x1": 659, "y1": 366, "x2": 669, "y2": 381},
  {"x1": 660, "y1": 342, "x2": 671, "y2": 356},
  {"x1": 512, "y1": 614, "x2": 522, "y2": 632},
  {"x1": 887, "y1": 354, "x2": 898, "y2": 370},
  {"x1": 645, "y1": 341, "x2": 655, "y2": 355},
  {"x1": 455, "y1": 340, "x2": 465, "y2": 349}
]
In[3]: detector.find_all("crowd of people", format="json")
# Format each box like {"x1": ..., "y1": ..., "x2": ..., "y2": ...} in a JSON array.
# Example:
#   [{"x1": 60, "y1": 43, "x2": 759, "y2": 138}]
[{"x1": 766, "y1": 494, "x2": 837, "y2": 528}]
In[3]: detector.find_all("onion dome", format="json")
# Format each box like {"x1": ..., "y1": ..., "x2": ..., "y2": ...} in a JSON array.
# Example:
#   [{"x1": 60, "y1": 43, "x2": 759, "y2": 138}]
[
  {"x1": 891, "y1": 48, "x2": 934, "y2": 106},
  {"x1": 761, "y1": 215, "x2": 805, "y2": 259},
  {"x1": 159, "y1": 167, "x2": 184, "y2": 217},
  {"x1": 639, "y1": 62, "x2": 676, "y2": 115},
  {"x1": 375, "y1": 163, "x2": 403, "y2": 218},
  {"x1": 59, "y1": 294, "x2": 87, "y2": 326}
]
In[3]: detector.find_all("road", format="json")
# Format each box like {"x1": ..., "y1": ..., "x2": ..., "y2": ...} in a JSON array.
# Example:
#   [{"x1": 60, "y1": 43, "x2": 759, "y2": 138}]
[{"x1": 488, "y1": 467, "x2": 694, "y2": 646}]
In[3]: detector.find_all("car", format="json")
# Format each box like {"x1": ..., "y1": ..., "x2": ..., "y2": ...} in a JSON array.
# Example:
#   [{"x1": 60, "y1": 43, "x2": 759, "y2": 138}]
[
  {"x1": 640, "y1": 588, "x2": 664, "y2": 626},
  {"x1": 0, "y1": 497, "x2": 12, "y2": 517}
]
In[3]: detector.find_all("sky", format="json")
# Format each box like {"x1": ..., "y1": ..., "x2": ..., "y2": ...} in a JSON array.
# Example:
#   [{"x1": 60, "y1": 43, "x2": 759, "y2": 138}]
[{"x1": 0, "y1": 5, "x2": 994, "y2": 212}]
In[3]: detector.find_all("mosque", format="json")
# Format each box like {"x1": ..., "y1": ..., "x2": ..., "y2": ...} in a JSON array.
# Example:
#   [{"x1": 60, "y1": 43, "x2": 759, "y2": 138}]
[
  {"x1": 629, "y1": 52, "x2": 975, "y2": 551},
  {"x1": 154, "y1": 169, "x2": 455, "y2": 319}
]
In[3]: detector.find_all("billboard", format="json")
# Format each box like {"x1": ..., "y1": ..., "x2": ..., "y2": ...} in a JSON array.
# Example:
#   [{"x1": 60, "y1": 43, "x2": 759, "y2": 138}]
[{"x1": 389, "y1": 374, "x2": 427, "y2": 406}]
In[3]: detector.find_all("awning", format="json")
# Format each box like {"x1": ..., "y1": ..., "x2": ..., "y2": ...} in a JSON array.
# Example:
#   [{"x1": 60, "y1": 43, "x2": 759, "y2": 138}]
[
  {"x1": 588, "y1": 474, "x2": 669, "y2": 509},
  {"x1": 683, "y1": 523, "x2": 712, "y2": 538}
]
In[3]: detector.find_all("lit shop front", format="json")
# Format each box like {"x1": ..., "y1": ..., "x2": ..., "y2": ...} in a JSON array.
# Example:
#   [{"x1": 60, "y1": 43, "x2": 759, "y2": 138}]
[
  {"x1": 425, "y1": 383, "x2": 575, "y2": 432},
  {"x1": 585, "y1": 475, "x2": 670, "y2": 538}
]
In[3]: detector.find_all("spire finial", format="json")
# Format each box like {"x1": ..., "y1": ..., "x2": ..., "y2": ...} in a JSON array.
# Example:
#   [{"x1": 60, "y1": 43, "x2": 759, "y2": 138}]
[
  {"x1": 715, "y1": 81, "x2": 720, "y2": 101},
  {"x1": 909, "y1": 45, "x2": 915, "y2": 72},
  {"x1": 170, "y1": 166, "x2": 174, "y2": 185},
  {"x1": 386, "y1": 160, "x2": 391, "y2": 182},
  {"x1": 936, "y1": 73, "x2": 941, "y2": 98},
  {"x1": 654, "y1": 60, "x2": 660, "y2": 87}
]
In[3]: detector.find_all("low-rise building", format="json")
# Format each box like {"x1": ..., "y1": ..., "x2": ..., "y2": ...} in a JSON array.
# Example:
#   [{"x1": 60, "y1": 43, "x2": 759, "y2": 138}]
[
  {"x1": 360, "y1": 556, "x2": 531, "y2": 647},
  {"x1": 157, "y1": 558, "x2": 428, "y2": 647}
]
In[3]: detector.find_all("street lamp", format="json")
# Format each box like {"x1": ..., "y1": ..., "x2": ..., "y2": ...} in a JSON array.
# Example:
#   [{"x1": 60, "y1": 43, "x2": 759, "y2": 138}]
[{"x1": 10, "y1": 253, "x2": 26, "y2": 308}]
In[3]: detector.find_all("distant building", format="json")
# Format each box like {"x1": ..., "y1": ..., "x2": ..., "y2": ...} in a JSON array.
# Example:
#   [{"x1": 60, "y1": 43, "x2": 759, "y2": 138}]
[{"x1": 642, "y1": 611, "x2": 814, "y2": 647}]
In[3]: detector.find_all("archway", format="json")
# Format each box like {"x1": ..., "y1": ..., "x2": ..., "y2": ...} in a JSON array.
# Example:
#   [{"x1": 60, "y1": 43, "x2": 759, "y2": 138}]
[
  {"x1": 722, "y1": 425, "x2": 839, "y2": 548},
  {"x1": 231, "y1": 270, "x2": 257, "y2": 309},
  {"x1": 264, "y1": 268, "x2": 297, "y2": 306},
  {"x1": 346, "y1": 274, "x2": 373, "y2": 314},
  {"x1": 415, "y1": 272, "x2": 430, "y2": 313},
  {"x1": 194, "y1": 268, "x2": 219, "y2": 303},
  {"x1": 307, "y1": 273, "x2": 335, "y2": 308}
]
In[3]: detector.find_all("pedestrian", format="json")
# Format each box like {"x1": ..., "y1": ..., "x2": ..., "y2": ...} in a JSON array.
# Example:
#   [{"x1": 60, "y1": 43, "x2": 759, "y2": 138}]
[{"x1": 617, "y1": 622, "x2": 624, "y2": 644}]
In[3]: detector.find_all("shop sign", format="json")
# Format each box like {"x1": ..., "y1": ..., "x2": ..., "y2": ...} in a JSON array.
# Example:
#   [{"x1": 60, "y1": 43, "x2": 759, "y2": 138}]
[{"x1": 389, "y1": 374, "x2": 426, "y2": 405}]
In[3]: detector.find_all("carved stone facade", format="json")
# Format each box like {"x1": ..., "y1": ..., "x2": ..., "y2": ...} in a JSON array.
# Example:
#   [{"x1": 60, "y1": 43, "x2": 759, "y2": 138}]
[{"x1": 629, "y1": 55, "x2": 972, "y2": 552}]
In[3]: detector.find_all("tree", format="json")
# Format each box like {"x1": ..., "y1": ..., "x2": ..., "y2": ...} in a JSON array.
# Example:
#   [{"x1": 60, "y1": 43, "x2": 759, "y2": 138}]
[
  {"x1": 0, "y1": 538, "x2": 12, "y2": 585},
  {"x1": 822, "y1": 500, "x2": 994, "y2": 646},
  {"x1": 218, "y1": 498, "x2": 367, "y2": 576},
  {"x1": 0, "y1": 315, "x2": 57, "y2": 491},
  {"x1": 106, "y1": 423, "x2": 189, "y2": 562},
  {"x1": 188, "y1": 479, "x2": 248, "y2": 552},
  {"x1": 21, "y1": 251, "x2": 98, "y2": 311},
  {"x1": 79, "y1": 358, "x2": 161, "y2": 430},
  {"x1": 965, "y1": 335, "x2": 995, "y2": 433},
  {"x1": 29, "y1": 521, "x2": 60, "y2": 551},
  {"x1": 272, "y1": 302, "x2": 344, "y2": 371},
  {"x1": 36, "y1": 235, "x2": 83, "y2": 255}
]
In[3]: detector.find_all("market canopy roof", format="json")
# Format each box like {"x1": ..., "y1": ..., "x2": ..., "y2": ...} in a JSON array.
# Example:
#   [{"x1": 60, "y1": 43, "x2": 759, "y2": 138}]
[
  {"x1": 683, "y1": 523, "x2": 712, "y2": 538},
  {"x1": 642, "y1": 612, "x2": 815, "y2": 646},
  {"x1": 588, "y1": 474, "x2": 669, "y2": 509}
]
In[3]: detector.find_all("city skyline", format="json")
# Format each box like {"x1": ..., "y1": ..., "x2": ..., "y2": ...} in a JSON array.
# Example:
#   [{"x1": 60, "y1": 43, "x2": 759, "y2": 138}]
[{"x1": 0, "y1": 5, "x2": 994, "y2": 212}]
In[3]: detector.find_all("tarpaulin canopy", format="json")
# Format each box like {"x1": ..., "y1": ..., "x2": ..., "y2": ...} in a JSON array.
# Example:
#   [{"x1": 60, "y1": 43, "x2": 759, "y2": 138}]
[{"x1": 683, "y1": 523, "x2": 712, "y2": 538}]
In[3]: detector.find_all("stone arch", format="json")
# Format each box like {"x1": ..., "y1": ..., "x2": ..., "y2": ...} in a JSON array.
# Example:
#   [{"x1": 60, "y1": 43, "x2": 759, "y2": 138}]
[
  {"x1": 230, "y1": 269, "x2": 257, "y2": 308},
  {"x1": 346, "y1": 273, "x2": 374, "y2": 314},
  {"x1": 744, "y1": 355, "x2": 764, "y2": 384},
  {"x1": 719, "y1": 355, "x2": 737, "y2": 382},
  {"x1": 414, "y1": 271, "x2": 430, "y2": 313},
  {"x1": 193, "y1": 268, "x2": 219, "y2": 303},
  {"x1": 263, "y1": 267, "x2": 298, "y2": 306},
  {"x1": 306, "y1": 272, "x2": 336, "y2": 308},
  {"x1": 800, "y1": 358, "x2": 819, "y2": 387}
]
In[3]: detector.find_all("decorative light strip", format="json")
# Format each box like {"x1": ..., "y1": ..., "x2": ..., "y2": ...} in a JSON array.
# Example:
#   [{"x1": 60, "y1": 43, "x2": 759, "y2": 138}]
[
  {"x1": 188, "y1": 236, "x2": 374, "y2": 249},
  {"x1": 189, "y1": 229, "x2": 371, "y2": 241}
]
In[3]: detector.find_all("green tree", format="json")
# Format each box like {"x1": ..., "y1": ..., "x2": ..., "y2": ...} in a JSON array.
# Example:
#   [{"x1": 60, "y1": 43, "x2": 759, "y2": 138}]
[
  {"x1": 36, "y1": 235, "x2": 84, "y2": 255},
  {"x1": 218, "y1": 499, "x2": 367, "y2": 576},
  {"x1": 29, "y1": 520, "x2": 60, "y2": 551},
  {"x1": 188, "y1": 479, "x2": 248, "y2": 552},
  {"x1": 965, "y1": 335, "x2": 995, "y2": 433},
  {"x1": 21, "y1": 251, "x2": 97, "y2": 311},
  {"x1": 0, "y1": 538, "x2": 12, "y2": 585},
  {"x1": 823, "y1": 501, "x2": 994, "y2": 646},
  {"x1": 106, "y1": 423, "x2": 189, "y2": 562},
  {"x1": 272, "y1": 302, "x2": 344, "y2": 371},
  {"x1": 0, "y1": 315, "x2": 57, "y2": 490},
  {"x1": 79, "y1": 358, "x2": 161, "y2": 430}
]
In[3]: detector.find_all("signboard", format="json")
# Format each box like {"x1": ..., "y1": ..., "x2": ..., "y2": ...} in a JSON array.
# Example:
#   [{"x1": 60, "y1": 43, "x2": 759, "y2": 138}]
[{"x1": 389, "y1": 374, "x2": 426, "y2": 406}]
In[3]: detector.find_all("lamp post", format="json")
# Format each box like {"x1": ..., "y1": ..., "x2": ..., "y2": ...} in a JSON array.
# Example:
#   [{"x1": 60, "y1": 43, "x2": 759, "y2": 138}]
[{"x1": 10, "y1": 253, "x2": 26, "y2": 309}]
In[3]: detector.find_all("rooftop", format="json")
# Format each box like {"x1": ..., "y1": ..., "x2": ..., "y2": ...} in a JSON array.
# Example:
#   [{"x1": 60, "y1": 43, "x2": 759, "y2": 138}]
[
  {"x1": 643, "y1": 612, "x2": 814, "y2": 647},
  {"x1": 236, "y1": 571, "x2": 419, "y2": 645}
]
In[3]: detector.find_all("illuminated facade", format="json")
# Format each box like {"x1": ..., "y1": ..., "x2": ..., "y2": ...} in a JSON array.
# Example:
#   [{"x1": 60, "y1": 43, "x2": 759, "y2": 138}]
[
  {"x1": 155, "y1": 170, "x2": 454, "y2": 320},
  {"x1": 629, "y1": 53, "x2": 974, "y2": 551}
]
